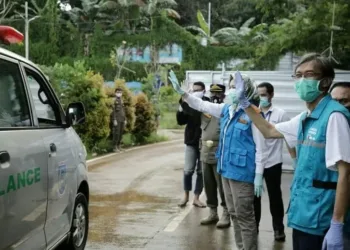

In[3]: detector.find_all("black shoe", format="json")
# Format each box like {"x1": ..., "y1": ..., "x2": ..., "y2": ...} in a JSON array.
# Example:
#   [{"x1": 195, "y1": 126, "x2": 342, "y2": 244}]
[{"x1": 274, "y1": 230, "x2": 286, "y2": 242}]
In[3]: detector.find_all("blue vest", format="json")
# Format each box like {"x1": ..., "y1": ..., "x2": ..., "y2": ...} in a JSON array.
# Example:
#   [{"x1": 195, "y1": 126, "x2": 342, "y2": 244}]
[
  {"x1": 287, "y1": 95, "x2": 350, "y2": 236},
  {"x1": 215, "y1": 105, "x2": 256, "y2": 183}
]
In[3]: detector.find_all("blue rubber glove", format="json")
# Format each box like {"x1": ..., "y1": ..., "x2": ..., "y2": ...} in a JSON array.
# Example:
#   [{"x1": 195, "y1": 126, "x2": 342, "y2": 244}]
[
  {"x1": 322, "y1": 220, "x2": 344, "y2": 250},
  {"x1": 234, "y1": 71, "x2": 251, "y2": 109},
  {"x1": 292, "y1": 158, "x2": 297, "y2": 170},
  {"x1": 168, "y1": 70, "x2": 185, "y2": 95},
  {"x1": 254, "y1": 173, "x2": 264, "y2": 197}
]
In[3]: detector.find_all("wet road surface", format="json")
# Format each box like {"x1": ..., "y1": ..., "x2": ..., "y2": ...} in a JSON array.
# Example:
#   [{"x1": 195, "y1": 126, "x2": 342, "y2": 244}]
[{"x1": 86, "y1": 135, "x2": 293, "y2": 250}]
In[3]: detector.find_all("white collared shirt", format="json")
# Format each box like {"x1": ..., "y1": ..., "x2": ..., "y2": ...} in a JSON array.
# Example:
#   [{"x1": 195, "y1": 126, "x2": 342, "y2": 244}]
[
  {"x1": 183, "y1": 94, "x2": 266, "y2": 174},
  {"x1": 275, "y1": 111, "x2": 350, "y2": 170},
  {"x1": 260, "y1": 105, "x2": 290, "y2": 169}
]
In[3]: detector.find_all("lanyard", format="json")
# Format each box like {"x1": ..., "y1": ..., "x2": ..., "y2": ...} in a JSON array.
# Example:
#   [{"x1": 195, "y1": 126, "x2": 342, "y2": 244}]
[{"x1": 263, "y1": 111, "x2": 272, "y2": 122}]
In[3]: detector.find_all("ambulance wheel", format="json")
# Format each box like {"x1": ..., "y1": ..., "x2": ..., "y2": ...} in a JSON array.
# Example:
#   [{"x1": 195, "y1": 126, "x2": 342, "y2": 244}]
[{"x1": 66, "y1": 193, "x2": 89, "y2": 250}]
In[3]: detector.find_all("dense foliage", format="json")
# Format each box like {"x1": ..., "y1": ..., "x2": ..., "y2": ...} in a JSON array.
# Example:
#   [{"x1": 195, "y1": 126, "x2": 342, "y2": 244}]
[
  {"x1": 2, "y1": 0, "x2": 350, "y2": 74},
  {"x1": 40, "y1": 61, "x2": 110, "y2": 151}
]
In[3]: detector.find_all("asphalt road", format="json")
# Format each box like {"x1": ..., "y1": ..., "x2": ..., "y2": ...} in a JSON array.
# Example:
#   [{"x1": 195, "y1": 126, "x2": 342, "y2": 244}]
[{"x1": 85, "y1": 136, "x2": 293, "y2": 250}]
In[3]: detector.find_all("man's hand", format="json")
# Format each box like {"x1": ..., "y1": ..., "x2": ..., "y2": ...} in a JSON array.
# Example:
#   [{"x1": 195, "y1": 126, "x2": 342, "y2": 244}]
[
  {"x1": 234, "y1": 71, "x2": 251, "y2": 109},
  {"x1": 168, "y1": 70, "x2": 185, "y2": 95},
  {"x1": 254, "y1": 173, "x2": 264, "y2": 197},
  {"x1": 322, "y1": 220, "x2": 344, "y2": 250},
  {"x1": 113, "y1": 120, "x2": 118, "y2": 126}
]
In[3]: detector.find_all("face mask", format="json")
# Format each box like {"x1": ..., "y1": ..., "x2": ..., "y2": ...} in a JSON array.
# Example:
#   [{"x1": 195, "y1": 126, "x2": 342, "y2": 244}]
[
  {"x1": 192, "y1": 91, "x2": 204, "y2": 99},
  {"x1": 259, "y1": 96, "x2": 270, "y2": 108},
  {"x1": 294, "y1": 78, "x2": 322, "y2": 102},
  {"x1": 116, "y1": 93, "x2": 122, "y2": 98},
  {"x1": 210, "y1": 96, "x2": 223, "y2": 104},
  {"x1": 226, "y1": 89, "x2": 238, "y2": 104}
]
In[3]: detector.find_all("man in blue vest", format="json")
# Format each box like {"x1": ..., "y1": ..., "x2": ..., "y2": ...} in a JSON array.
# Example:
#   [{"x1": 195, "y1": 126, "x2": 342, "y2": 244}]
[
  {"x1": 168, "y1": 71, "x2": 266, "y2": 250},
  {"x1": 235, "y1": 53, "x2": 350, "y2": 250}
]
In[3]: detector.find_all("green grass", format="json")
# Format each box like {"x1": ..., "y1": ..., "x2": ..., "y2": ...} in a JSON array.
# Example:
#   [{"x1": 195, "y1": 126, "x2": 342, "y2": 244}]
[
  {"x1": 122, "y1": 132, "x2": 169, "y2": 147},
  {"x1": 159, "y1": 111, "x2": 183, "y2": 129},
  {"x1": 87, "y1": 152, "x2": 93, "y2": 160},
  {"x1": 121, "y1": 133, "x2": 135, "y2": 147},
  {"x1": 144, "y1": 132, "x2": 168, "y2": 144}
]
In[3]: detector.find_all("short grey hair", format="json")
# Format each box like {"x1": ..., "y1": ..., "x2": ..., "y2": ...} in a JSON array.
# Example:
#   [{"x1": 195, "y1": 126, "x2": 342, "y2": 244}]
[{"x1": 295, "y1": 53, "x2": 335, "y2": 80}]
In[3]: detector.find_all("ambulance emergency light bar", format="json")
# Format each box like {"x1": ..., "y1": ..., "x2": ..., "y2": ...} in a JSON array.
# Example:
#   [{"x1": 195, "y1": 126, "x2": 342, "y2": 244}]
[{"x1": 0, "y1": 26, "x2": 24, "y2": 45}]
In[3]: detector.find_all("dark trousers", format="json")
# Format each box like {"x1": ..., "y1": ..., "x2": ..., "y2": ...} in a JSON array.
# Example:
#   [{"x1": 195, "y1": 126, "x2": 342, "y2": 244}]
[
  {"x1": 184, "y1": 145, "x2": 203, "y2": 195},
  {"x1": 254, "y1": 163, "x2": 284, "y2": 231},
  {"x1": 345, "y1": 232, "x2": 350, "y2": 249},
  {"x1": 113, "y1": 121, "x2": 125, "y2": 147},
  {"x1": 293, "y1": 229, "x2": 324, "y2": 250},
  {"x1": 202, "y1": 162, "x2": 226, "y2": 208}
]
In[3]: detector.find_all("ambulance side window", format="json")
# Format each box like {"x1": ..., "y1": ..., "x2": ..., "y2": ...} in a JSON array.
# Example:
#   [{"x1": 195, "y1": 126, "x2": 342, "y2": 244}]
[
  {"x1": 0, "y1": 59, "x2": 32, "y2": 128},
  {"x1": 25, "y1": 68, "x2": 60, "y2": 127}
]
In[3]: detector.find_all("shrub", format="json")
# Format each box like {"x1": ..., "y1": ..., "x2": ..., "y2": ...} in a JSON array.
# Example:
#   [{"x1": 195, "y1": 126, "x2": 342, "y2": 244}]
[
  {"x1": 40, "y1": 62, "x2": 111, "y2": 151},
  {"x1": 132, "y1": 93, "x2": 157, "y2": 143}
]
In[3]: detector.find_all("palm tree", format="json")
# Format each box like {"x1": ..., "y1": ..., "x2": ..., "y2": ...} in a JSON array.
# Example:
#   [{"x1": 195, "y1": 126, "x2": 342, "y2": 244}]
[
  {"x1": 141, "y1": 0, "x2": 180, "y2": 73},
  {"x1": 65, "y1": 0, "x2": 106, "y2": 56},
  {"x1": 98, "y1": 0, "x2": 180, "y2": 35},
  {"x1": 185, "y1": 10, "x2": 215, "y2": 46},
  {"x1": 212, "y1": 17, "x2": 257, "y2": 46},
  {"x1": 0, "y1": 0, "x2": 16, "y2": 24},
  {"x1": 97, "y1": 0, "x2": 146, "y2": 35},
  {"x1": 186, "y1": 10, "x2": 267, "y2": 46}
]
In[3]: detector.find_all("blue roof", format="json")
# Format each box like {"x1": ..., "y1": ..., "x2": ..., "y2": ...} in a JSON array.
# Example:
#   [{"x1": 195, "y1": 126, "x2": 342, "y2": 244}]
[
  {"x1": 126, "y1": 81, "x2": 142, "y2": 89},
  {"x1": 103, "y1": 81, "x2": 143, "y2": 94}
]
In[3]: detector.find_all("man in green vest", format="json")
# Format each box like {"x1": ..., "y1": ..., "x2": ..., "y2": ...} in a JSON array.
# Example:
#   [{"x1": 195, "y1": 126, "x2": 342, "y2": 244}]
[{"x1": 200, "y1": 83, "x2": 231, "y2": 229}]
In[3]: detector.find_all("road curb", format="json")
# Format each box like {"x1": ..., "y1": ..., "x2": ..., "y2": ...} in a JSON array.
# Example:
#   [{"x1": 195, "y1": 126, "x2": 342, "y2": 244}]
[{"x1": 87, "y1": 138, "x2": 183, "y2": 165}]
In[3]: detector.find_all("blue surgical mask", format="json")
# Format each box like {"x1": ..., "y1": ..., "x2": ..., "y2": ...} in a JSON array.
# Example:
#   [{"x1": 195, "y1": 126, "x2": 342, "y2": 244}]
[
  {"x1": 259, "y1": 97, "x2": 270, "y2": 107},
  {"x1": 294, "y1": 78, "x2": 322, "y2": 102}
]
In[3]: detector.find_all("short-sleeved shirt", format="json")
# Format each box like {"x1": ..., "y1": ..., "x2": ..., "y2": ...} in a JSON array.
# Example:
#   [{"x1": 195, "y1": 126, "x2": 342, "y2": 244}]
[{"x1": 275, "y1": 112, "x2": 350, "y2": 170}]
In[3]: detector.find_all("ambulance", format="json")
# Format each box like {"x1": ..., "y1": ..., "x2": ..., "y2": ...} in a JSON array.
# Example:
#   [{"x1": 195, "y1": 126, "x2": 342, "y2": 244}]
[{"x1": 0, "y1": 26, "x2": 89, "y2": 250}]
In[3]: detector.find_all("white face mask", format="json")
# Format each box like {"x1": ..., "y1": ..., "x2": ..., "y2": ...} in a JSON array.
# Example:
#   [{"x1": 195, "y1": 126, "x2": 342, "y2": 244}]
[
  {"x1": 116, "y1": 93, "x2": 122, "y2": 98},
  {"x1": 192, "y1": 91, "x2": 204, "y2": 99}
]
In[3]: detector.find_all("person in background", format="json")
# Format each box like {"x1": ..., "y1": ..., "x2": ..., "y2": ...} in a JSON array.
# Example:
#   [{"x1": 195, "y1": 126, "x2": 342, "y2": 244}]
[
  {"x1": 200, "y1": 83, "x2": 230, "y2": 229},
  {"x1": 330, "y1": 81, "x2": 350, "y2": 111},
  {"x1": 254, "y1": 82, "x2": 291, "y2": 241},
  {"x1": 169, "y1": 71, "x2": 266, "y2": 250},
  {"x1": 176, "y1": 81, "x2": 208, "y2": 208},
  {"x1": 236, "y1": 53, "x2": 350, "y2": 250},
  {"x1": 330, "y1": 81, "x2": 350, "y2": 249},
  {"x1": 112, "y1": 87, "x2": 126, "y2": 152}
]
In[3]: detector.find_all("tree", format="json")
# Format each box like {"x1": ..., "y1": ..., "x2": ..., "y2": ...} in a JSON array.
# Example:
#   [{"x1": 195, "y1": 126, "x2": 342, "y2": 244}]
[
  {"x1": 101, "y1": 0, "x2": 145, "y2": 35},
  {"x1": 65, "y1": 0, "x2": 105, "y2": 56},
  {"x1": 186, "y1": 10, "x2": 267, "y2": 47},
  {"x1": 253, "y1": 0, "x2": 350, "y2": 70},
  {"x1": 142, "y1": 0, "x2": 180, "y2": 74},
  {"x1": 0, "y1": 0, "x2": 16, "y2": 24}
]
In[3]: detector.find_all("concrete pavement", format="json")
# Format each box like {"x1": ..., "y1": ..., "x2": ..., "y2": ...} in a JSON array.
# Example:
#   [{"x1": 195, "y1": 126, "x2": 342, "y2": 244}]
[{"x1": 86, "y1": 138, "x2": 293, "y2": 250}]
